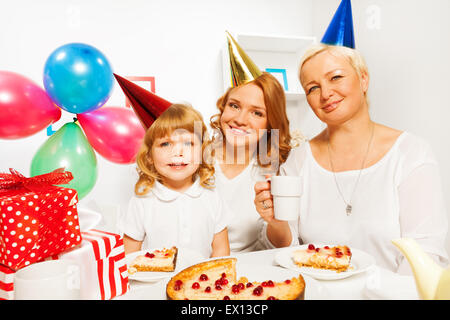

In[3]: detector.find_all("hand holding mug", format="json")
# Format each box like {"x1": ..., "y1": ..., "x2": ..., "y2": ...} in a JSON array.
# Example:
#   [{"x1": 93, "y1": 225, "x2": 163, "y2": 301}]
[
  {"x1": 254, "y1": 174, "x2": 275, "y2": 223},
  {"x1": 254, "y1": 174, "x2": 302, "y2": 222}
]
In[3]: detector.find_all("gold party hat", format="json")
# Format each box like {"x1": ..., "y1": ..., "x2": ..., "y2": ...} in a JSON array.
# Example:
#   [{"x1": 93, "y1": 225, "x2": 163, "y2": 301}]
[{"x1": 226, "y1": 31, "x2": 262, "y2": 87}]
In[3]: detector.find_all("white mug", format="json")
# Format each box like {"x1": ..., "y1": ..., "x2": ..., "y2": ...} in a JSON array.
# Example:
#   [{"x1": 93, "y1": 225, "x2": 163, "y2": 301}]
[
  {"x1": 14, "y1": 259, "x2": 81, "y2": 300},
  {"x1": 269, "y1": 175, "x2": 302, "y2": 221}
]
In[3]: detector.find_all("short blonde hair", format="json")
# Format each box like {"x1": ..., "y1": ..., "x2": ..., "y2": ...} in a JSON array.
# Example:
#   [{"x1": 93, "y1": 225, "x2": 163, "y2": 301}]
[
  {"x1": 135, "y1": 103, "x2": 214, "y2": 195},
  {"x1": 299, "y1": 43, "x2": 370, "y2": 103}
]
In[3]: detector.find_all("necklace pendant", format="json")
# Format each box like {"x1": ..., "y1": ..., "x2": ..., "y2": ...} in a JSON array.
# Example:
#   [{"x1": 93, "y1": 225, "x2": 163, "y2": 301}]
[{"x1": 346, "y1": 204, "x2": 352, "y2": 215}]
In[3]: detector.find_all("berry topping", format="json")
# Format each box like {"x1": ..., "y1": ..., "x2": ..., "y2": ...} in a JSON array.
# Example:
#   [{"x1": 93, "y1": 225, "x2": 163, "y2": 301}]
[
  {"x1": 145, "y1": 252, "x2": 155, "y2": 258},
  {"x1": 223, "y1": 296, "x2": 230, "y2": 300},
  {"x1": 174, "y1": 279, "x2": 183, "y2": 291},
  {"x1": 221, "y1": 278, "x2": 228, "y2": 285},
  {"x1": 221, "y1": 273, "x2": 227, "y2": 278},
  {"x1": 284, "y1": 279, "x2": 291, "y2": 284},
  {"x1": 232, "y1": 284, "x2": 240, "y2": 294},
  {"x1": 246, "y1": 282, "x2": 254, "y2": 288},
  {"x1": 205, "y1": 286, "x2": 211, "y2": 293},
  {"x1": 267, "y1": 296, "x2": 277, "y2": 300},
  {"x1": 324, "y1": 246, "x2": 330, "y2": 249},
  {"x1": 252, "y1": 286, "x2": 263, "y2": 296},
  {"x1": 308, "y1": 244, "x2": 315, "y2": 250},
  {"x1": 262, "y1": 281, "x2": 274, "y2": 287},
  {"x1": 237, "y1": 283, "x2": 245, "y2": 290},
  {"x1": 192, "y1": 282, "x2": 200, "y2": 289},
  {"x1": 199, "y1": 274, "x2": 208, "y2": 281},
  {"x1": 215, "y1": 284, "x2": 222, "y2": 291}
]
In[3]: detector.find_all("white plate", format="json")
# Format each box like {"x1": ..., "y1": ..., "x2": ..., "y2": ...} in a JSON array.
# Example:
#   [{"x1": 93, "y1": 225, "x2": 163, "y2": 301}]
[
  {"x1": 274, "y1": 245, "x2": 376, "y2": 280},
  {"x1": 118, "y1": 263, "x2": 329, "y2": 300},
  {"x1": 125, "y1": 247, "x2": 205, "y2": 283}
]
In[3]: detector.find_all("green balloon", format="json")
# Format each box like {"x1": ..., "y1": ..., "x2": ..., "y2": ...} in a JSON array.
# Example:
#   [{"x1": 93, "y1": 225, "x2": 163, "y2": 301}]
[{"x1": 30, "y1": 122, "x2": 97, "y2": 199}]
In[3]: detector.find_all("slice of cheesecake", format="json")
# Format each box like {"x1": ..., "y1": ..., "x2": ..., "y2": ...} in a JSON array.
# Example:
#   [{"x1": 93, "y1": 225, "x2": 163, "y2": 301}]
[
  {"x1": 292, "y1": 244, "x2": 351, "y2": 273},
  {"x1": 128, "y1": 246, "x2": 178, "y2": 274}
]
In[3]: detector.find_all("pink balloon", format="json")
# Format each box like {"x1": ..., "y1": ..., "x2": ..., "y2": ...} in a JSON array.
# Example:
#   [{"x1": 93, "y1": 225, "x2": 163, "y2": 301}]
[
  {"x1": 0, "y1": 71, "x2": 61, "y2": 139},
  {"x1": 78, "y1": 106, "x2": 145, "y2": 164}
]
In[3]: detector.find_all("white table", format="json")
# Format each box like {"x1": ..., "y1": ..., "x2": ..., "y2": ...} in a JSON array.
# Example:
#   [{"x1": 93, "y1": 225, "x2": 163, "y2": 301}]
[{"x1": 119, "y1": 247, "x2": 419, "y2": 300}]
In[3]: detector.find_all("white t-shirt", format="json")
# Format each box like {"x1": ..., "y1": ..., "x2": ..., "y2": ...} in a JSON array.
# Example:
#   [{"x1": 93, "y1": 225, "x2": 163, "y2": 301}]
[
  {"x1": 261, "y1": 131, "x2": 449, "y2": 274},
  {"x1": 215, "y1": 158, "x2": 275, "y2": 252},
  {"x1": 119, "y1": 179, "x2": 229, "y2": 258}
]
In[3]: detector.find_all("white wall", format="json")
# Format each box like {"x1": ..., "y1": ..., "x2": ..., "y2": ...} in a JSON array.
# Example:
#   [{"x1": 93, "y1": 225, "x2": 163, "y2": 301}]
[
  {"x1": 0, "y1": 0, "x2": 313, "y2": 229},
  {"x1": 312, "y1": 0, "x2": 450, "y2": 253}
]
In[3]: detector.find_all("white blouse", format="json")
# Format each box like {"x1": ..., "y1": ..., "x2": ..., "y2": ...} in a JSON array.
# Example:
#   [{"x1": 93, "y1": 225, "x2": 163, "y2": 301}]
[
  {"x1": 261, "y1": 131, "x2": 449, "y2": 274},
  {"x1": 215, "y1": 158, "x2": 275, "y2": 253},
  {"x1": 119, "y1": 179, "x2": 229, "y2": 258}
]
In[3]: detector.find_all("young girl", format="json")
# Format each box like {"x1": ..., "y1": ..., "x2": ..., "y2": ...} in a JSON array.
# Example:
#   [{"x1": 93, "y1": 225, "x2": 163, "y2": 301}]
[{"x1": 120, "y1": 103, "x2": 230, "y2": 259}]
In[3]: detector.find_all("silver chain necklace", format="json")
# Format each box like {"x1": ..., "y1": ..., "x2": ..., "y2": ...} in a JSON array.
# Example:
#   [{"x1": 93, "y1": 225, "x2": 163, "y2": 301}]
[{"x1": 327, "y1": 124, "x2": 375, "y2": 215}]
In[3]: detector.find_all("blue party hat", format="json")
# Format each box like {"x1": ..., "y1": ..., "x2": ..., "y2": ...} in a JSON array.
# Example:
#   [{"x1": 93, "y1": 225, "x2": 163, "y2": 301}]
[{"x1": 321, "y1": 0, "x2": 355, "y2": 49}]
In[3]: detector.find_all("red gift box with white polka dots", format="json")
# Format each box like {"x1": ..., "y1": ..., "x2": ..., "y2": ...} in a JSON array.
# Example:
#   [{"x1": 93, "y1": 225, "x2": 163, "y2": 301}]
[{"x1": 0, "y1": 187, "x2": 82, "y2": 271}]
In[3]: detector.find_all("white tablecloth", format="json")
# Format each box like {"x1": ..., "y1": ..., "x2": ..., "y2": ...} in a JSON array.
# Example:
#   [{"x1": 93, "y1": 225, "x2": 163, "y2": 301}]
[{"x1": 119, "y1": 247, "x2": 419, "y2": 300}]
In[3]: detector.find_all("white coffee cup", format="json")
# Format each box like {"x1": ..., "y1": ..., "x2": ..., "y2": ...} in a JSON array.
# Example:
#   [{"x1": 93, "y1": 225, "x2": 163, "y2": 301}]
[
  {"x1": 14, "y1": 259, "x2": 81, "y2": 300},
  {"x1": 269, "y1": 175, "x2": 302, "y2": 221}
]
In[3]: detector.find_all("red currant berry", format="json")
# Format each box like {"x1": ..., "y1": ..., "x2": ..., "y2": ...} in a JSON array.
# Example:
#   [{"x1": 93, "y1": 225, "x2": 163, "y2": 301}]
[{"x1": 192, "y1": 282, "x2": 200, "y2": 289}]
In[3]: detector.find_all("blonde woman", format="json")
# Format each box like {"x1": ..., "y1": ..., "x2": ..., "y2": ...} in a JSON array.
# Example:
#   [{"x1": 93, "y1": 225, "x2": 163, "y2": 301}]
[
  {"x1": 121, "y1": 104, "x2": 230, "y2": 258},
  {"x1": 210, "y1": 72, "x2": 292, "y2": 252},
  {"x1": 254, "y1": 44, "x2": 449, "y2": 274}
]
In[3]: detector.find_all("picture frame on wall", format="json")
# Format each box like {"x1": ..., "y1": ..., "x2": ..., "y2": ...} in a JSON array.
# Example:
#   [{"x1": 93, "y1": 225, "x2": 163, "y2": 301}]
[{"x1": 265, "y1": 68, "x2": 288, "y2": 91}]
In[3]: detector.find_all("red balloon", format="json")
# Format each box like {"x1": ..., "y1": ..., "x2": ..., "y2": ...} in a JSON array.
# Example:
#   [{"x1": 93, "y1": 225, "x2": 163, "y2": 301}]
[
  {"x1": 77, "y1": 106, "x2": 145, "y2": 164},
  {"x1": 0, "y1": 71, "x2": 61, "y2": 139}
]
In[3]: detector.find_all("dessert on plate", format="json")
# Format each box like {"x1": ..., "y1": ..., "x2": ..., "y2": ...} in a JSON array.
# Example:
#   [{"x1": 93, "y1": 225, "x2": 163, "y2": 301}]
[
  {"x1": 166, "y1": 258, "x2": 305, "y2": 300},
  {"x1": 128, "y1": 246, "x2": 178, "y2": 274},
  {"x1": 292, "y1": 244, "x2": 352, "y2": 273}
]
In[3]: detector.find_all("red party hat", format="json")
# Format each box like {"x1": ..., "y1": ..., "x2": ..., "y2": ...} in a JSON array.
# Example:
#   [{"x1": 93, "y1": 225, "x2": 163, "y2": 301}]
[{"x1": 113, "y1": 73, "x2": 172, "y2": 129}]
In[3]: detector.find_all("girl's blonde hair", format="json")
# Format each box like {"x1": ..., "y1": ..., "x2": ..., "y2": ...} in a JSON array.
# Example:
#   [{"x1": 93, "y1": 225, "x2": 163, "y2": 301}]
[
  {"x1": 210, "y1": 72, "x2": 292, "y2": 168},
  {"x1": 299, "y1": 43, "x2": 370, "y2": 104},
  {"x1": 135, "y1": 103, "x2": 214, "y2": 196}
]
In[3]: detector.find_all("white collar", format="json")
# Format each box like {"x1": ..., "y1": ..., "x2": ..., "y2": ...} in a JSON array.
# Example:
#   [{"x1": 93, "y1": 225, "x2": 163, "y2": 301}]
[{"x1": 152, "y1": 178, "x2": 203, "y2": 201}]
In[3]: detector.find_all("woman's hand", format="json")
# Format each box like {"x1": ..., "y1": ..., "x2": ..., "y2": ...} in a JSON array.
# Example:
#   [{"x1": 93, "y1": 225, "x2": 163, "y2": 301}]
[
  {"x1": 254, "y1": 175, "x2": 293, "y2": 248},
  {"x1": 254, "y1": 176, "x2": 275, "y2": 223}
]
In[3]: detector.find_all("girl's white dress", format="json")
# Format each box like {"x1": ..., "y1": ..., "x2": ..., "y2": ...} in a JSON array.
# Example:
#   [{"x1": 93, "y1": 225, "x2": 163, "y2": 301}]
[{"x1": 120, "y1": 178, "x2": 229, "y2": 258}]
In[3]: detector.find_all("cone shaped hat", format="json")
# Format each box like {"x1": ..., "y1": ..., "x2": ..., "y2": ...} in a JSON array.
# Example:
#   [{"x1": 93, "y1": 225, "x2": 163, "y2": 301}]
[
  {"x1": 113, "y1": 73, "x2": 172, "y2": 130},
  {"x1": 321, "y1": 0, "x2": 355, "y2": 49},
  {"x1": 226, "y1": 31, "x2": 262, "y2": 87}
]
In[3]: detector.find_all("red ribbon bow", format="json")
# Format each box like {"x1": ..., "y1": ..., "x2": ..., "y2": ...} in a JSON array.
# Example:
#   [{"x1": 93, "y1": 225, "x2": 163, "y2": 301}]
[{"x1": 0, "y1": 168, "x2": 73, "y2": 194}]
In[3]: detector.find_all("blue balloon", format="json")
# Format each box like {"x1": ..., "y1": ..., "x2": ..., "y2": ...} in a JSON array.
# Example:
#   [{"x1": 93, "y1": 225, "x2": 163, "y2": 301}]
[{"x1": 43, "y1": 43, "x2": 114, "y2": 114}]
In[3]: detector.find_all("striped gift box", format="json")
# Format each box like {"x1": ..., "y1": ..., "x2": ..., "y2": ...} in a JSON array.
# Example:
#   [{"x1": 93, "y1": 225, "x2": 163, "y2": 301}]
[
  {"x1": 80, "y1": 229, "x2": 129, "y2": 299},
  {"x1": 0, "y1": 264, "x2": 14, "y2": 300},
  {"x1": 52, "y1": 229, "x2": 129, "y2": 300},
  {"x1": 0, "y1": 229, "x2": 128, "y2": 300}
]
